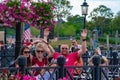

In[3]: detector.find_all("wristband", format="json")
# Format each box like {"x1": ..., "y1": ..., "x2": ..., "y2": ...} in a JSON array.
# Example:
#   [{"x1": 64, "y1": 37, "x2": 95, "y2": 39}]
[{"x1": 82, "y1": 39, "x2": 86, "y2": 41}]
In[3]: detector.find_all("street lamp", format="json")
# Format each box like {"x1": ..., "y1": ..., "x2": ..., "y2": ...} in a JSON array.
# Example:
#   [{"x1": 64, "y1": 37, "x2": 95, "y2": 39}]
[
  {"x1": 57, "y1": 0, "x2": 62, "y2": 38},
  {"x1": 81, "y1": 0, "x2": 89, "y2": 29}
]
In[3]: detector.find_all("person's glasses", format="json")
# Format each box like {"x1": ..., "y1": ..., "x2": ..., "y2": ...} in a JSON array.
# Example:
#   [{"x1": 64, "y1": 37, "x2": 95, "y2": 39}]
[
  {"x1": 24, "y1": 51, "x2": 30, "y2": 54},
  {"x1": 62, "y1": 48, "x2": 68, "y2": 50},
  {"x1": 36, "y1": 50, "x2": 44, "y2": 53}
]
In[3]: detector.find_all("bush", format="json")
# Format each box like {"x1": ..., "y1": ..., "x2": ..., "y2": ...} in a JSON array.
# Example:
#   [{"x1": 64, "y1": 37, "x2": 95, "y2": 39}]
[
  {"x1": 75, "y1": 36, "x2": 80, "y2": 40},
  {"x1": 98, "y1": 36, "x2": 120, "y2": 44}
]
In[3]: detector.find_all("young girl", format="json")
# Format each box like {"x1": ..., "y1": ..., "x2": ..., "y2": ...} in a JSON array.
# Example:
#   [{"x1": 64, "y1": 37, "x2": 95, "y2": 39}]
[{"x1": 14, "y1": 45, "x2": 33, "y2": 67}]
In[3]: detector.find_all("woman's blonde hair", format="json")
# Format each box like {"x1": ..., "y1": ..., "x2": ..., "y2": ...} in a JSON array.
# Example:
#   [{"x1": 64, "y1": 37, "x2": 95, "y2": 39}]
[{"x1": 35, "y1": 43, "x2": 45, "y2": 58}]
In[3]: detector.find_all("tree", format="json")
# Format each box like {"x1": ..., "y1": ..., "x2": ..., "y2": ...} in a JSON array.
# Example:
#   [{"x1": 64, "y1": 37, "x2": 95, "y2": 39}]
[
  {"x1": 89, "y1": 5, "x2": 114, "y2": 35},
  {"x1": 54, "y1": 22, "x2": 76, "y2": 37},
  {"x1": 67, "y1": 15, "x2": 84, "y2": 36},
  {"x1": 116, "y1": 11, "x2": 120, "y2": 17},
  {"x1": 52, "y1": 0, "x2": 73, "y2": 19},
  {"x1": 111, "y1": 11, "x2": 120, "y2": 33},
  {"x1": 89, "y1": 5, "x2": 113, "y2": 18},
  {"x1": 52, "y1": 0, "x2": 73, "y2": 37},
  {"x1": 67, "y1": 15, "x2": 84, "y2": 28}
]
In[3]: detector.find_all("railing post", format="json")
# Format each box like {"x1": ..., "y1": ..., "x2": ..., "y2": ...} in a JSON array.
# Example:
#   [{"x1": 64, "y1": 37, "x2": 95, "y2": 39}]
[
  {"x1": 1, "y1": 46, "x2": 4, "y2": 67},
  {"x1": 18, "y1": 55, "x2": 27, "y2": 78},
  {"x1": 112, "y1": 51, "x2": 118, "y2": 65},
  {"x1": 15, "y1": 22, "x2": 22, "y2": 60},
  {"x1": 109, "y1": 46, "x2": 113, "y2": 57},
  {"x1": 112, "y1": 51, "x2": 118, "y2": 80},
  {"x1": 92, "y1": 55, "x2": 101, "y2": 80},
  {"x1": 57, "y1": 55, "x2": 66, "y2": 79}
]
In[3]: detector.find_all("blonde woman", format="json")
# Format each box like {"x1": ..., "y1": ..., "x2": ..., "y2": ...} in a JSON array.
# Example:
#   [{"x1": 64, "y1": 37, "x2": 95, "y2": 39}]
[{"x1": 32, "y1": 42, "x2": 52, "y2": 76}]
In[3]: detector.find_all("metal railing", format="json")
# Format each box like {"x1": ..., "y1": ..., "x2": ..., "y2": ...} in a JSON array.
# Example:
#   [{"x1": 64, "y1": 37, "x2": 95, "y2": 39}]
[
  {"x1": 0, "y1": 65, "x2": 120, "y2": 80},
  {"x1": 0, "y1": 46, "x2": 120, "y2": 80},
  {"x1": 0, "y1": 55, "x2": 120, "y2": 80}
]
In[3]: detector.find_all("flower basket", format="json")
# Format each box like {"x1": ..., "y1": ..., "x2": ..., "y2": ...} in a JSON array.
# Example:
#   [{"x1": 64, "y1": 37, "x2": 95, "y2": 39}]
[{"x1": 0, "y1": 0, "x2": 56, "y2": 29}]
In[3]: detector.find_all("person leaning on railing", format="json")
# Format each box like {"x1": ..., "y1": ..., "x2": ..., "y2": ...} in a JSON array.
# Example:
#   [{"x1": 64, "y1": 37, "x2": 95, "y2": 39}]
[
  {"x1": 88, "y1": 47, "x2": 108, "y2": 66},
  {"x1": 88, "y1": 47, "x2": 109, "y2": 80}
]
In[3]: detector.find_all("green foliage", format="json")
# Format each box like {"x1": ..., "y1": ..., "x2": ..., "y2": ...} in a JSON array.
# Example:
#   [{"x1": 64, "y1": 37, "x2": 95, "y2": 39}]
[
  {"x1": 0, "y1": 26, "x2": 40, "y2": 37},
  {"x1": 111, "y1": 16, "x2": 120, "y2": 31},
  {"x1": 89, "y1": 5, "x2": 113, "y2": 18},
  {"x1": 88, "y1": 5, "x2": 113, "y2": 31},
  {"x1": 7, "y1": 0, "x2": 20, "y2": 7},
  {"x1": 0, "y1": 27, "x2": 15, "y2": 37},
  {"x1": 67, "y1": 15, "x2": 84, "y2": 30},
  {"x1": 30, "y1": 27, "x2": 40, "y2": 36},
  {"x1": 98, "y1": 37, "x2": 120, "y2": 44},
  {"x1": 50, "y1": 40, "x2": 71, "y2": 48},
  {"x1": 54, "y1": 15, "x2": 85, "y2": 37},
  {"x1": 54, "y1": 22, "x2": 76, "y2": 36},
  {"x1": 75, "y1": 36, "x2": 80, "y2": 40},
  {"x1": 50, "y1": 40, "x2": 81, "y2": 48},
  {"x1": 53, "y1": 0, "x2": 73, "y2": 18}
]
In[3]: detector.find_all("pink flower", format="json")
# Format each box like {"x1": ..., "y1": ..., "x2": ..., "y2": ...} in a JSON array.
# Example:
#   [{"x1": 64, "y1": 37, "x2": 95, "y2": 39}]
[
  {"x1": 59, "y1": 77, "x2": 68, "y2": 80},
  {"x1": 0, "y1": 0, "x2": 56, "y2": 28},
  {"x1": 40, "y1": 6, "x2": 44, "y2": 10},
  {"x1": 23, "y1": 75, "x2": 31, "y2": 80},
  {"x1": 43, "y1": 13, "x2": 47, "y2": 16},
  {"x1": 52, "y1": 20, "x2": 57, "y2": 25}
]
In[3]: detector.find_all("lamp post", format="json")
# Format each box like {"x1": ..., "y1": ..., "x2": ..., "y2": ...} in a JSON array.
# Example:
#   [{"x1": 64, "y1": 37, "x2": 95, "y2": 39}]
[
  {"x1": 15, "y1": 22, "x2": 22, "y2": 59},
  {"x1": 57, "y1": 0, "x2": 62, "y2": 38},
  {"x1": 81, "y1": 0, "x2": 89, "y2": 29}
]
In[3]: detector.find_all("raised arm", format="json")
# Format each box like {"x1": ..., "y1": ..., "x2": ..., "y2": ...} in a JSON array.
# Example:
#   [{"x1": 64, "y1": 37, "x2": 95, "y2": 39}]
[
  {"x1": 100, "y1": 56, "x2": 109, "y2": 66},
  {"x1": 78, "y1": 29, "x2": 87, "y2": 56},
  {"x1": 43, "y1": 28, "x2": 55, "y2": 56},
  {"x1": 88, "y1": 56, "x2": 94, "y2": 66},
  {"x1": 43, "y1": 28, "x2": 49, "y2": 42}
]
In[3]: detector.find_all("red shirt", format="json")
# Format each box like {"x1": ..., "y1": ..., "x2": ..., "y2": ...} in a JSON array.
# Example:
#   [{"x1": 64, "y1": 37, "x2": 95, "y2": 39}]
[
  {"x1": 53, "y1": 52, "x2": 78, "y2": 66},
  {"x1": 32, "y1": 57, "x2": 47, "y2": 76},
  {"x1": 53, "y1": 52, "x2": 81, "y2": 78}
]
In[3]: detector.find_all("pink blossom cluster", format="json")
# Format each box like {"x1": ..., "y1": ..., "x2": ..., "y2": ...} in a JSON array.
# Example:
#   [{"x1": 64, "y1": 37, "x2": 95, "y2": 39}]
[
  {"x1": 23, "y1": 75, "x2": 36, "y2": 80},
  {"x1": 0, "y1": 0, "x2": 57, "y2": 29},
  {"x1": 59, "y1": 77, "x2": 68, "y2": 80},
  {"x1": 16, "y1": 73, "x2": 36, "y2": 80}
]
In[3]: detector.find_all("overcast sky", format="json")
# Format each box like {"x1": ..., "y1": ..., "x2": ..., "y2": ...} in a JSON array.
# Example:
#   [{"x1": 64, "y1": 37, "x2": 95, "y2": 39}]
[{"x1": 68, "y1": 0, "x2": 120, "y2": 19}]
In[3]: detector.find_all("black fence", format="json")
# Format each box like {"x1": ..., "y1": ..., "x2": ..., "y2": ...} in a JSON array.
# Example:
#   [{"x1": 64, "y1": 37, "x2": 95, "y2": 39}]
[
  {"x1": 0, "y1": 45, "x2": 120, "y2": 80},
  {"x1": 0, "y1": 45, "x2": 15, "y2": 67},
  {"x1": 0, "y1": 47, "x2": 120, "y2": 66},
  {"x1": 0, "y1": 61, "x2": 120, "y2": 80}
]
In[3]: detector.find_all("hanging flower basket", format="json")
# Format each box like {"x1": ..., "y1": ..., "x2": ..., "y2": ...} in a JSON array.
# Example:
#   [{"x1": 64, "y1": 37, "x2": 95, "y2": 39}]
[{"x1": 0, "y1": 0, "x2": 56, "y2": 29}]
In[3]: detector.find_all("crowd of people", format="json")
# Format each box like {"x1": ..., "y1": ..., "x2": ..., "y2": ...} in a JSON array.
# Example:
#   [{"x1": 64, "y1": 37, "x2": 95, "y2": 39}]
[{"x1": 0, "y1": 28, "x2": 109, "y2": 80}]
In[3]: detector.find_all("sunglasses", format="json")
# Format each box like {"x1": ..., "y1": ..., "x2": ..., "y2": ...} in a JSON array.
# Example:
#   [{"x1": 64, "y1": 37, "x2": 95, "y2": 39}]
[
  {"x1": 24, "y1": 51, "x2": 30, "y2": 54},
  {"x1": 62, "y1": 48, "x2": 68, "y2": 50},
  {"x1": 36, "y1": 50, "x2": 44, "y2": 53}
]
